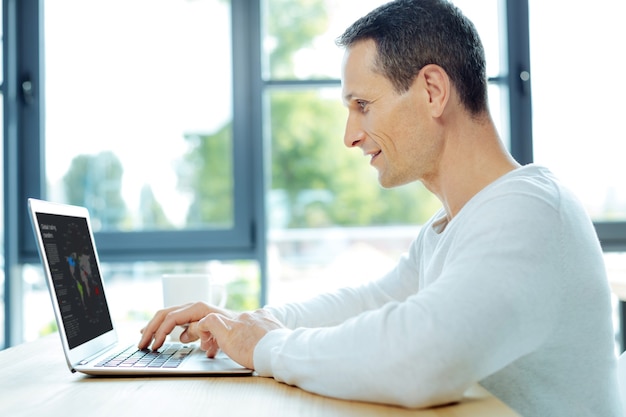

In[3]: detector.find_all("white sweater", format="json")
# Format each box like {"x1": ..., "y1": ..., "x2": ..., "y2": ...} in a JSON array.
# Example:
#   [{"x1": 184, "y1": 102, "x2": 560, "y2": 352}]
[{"x1": 254, "y1": 165, "x2": 622, "y2": 416}]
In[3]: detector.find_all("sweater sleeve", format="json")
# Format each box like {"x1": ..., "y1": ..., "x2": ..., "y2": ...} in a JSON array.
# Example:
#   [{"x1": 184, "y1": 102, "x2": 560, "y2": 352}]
[
  {"x1": 254, "y1": 191, "x2": 563, "y2": 408},
  {"x1": 264, "y1": 237, "x2": 422, "y2": 329}
]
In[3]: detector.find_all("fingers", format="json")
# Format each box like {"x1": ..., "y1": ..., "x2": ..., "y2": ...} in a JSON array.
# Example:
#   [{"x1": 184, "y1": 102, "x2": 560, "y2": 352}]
[
  {"x1": 196, "y1": 310, "x2": 285, "y2": 370},
  {"x1": 137, "y1": 302, "x2": 212, "y2": 350},
  {"x1": 138, "y1": 306, "x2": 180, "y2": 349},
  {"x1": 198, "y1": 313, "x2": 244, "y2": 363},
  {"x1": 198, "y1": 314, "x2": 232, "y2": 342},
  {"x1": 139, "y1": 307, "x2": 283, "y2": 371},
  {"x1": 200, "y1": 334, "x2": 220, "y2": 358},
  {"x1": 179, "y1": 322, "x2": 200, "y2": 344}
]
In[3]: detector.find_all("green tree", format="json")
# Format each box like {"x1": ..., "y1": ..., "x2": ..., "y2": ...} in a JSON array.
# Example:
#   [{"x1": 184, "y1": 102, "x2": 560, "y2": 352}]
[
  {"x1": 139, "y1": 184, "x2": 173, "y2": 229},
  {"x1": 63, "y1": 151, "x2": 129, "y2": 230},
  {"x1": 270, "y1": 90, "x2": 440, "y2": 228},
  {"x1": 265, "y1": 0, "x2": 329, "y2": 77},
  {"x1": 182, "y1": 0, "x2": 440, "y2": 230},
  {"x1": 177, "y1": 128, "x2": 233, "y2": 228},
  {"x1": 265, "y1": 0, "x2": 440, "y2": 227}
]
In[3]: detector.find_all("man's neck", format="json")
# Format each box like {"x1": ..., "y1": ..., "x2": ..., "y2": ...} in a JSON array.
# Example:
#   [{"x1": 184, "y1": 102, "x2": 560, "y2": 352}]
[{"x1": 424, "y1": 116, "x2": 520, "y2": 219}]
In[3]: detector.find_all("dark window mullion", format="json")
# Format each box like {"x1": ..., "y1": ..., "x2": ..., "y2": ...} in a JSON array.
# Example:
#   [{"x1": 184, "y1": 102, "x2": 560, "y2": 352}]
[
  {"x1": 504, "y1": 0, "x2": 533, "y2": 165},
  {"x1": 233, "y1": 0, "x2": 267, "y2": 305},
  {"x1": 4, "y1": 0, "x2": 43, "y2": 347}
]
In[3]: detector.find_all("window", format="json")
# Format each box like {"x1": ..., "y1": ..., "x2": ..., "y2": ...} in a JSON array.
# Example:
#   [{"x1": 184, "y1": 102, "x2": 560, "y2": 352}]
[
  {"x1": 4, "y1": 0, "x2": 265, "y2": 345},
  {"x1": 10, "y1": 0, "x2": 264, "y2": 343},
  {"x1": 529, "y1": 0, "x2": 626, "y2": 223},
  {"x1": 45, "y1": 0, "x2": 235, "y2": 233},
  {"x1": 529, "y1": 0, "x2": 626, "y2": 349},
  {"x1": 41, "y1": 0, "x2": 259, "y2": 261},
  {"x1": 263, "y1": 0, "x2": 509, "y2": 304},
  {"x1": 20, "y1": 260, "x2": 261, "y2": 343},
  {"x1": 8, "y1": 1, "x2": 620, "y2": 348}
]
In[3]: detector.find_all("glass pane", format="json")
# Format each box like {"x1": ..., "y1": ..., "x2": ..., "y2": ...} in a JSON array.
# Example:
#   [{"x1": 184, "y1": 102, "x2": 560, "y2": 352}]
[
  {"x1": 262, "y1": 0, "x2": 384, "y2": 80},
  {"x1": 263, "y1": 0, "x2": 502, "y2": 80},
  {"x1": 264, "y1": 1, "x2": 508, "y2": 303},
  {"x1": 265, "y1": 88, "x2": 439, "y2": 303},
  {"x1": 22, "y1": 260, "x2": 260, "y2": 342},
  {"x1": 265, "y1": 83, "x2": 506, "y2": 303},
  {"x1": 454, "y1": 0, "x2": 502, "y2": 79},
  {"x1": 267, "y1": 88, "x2": 441, "y2": 230},
  {"x1": 44, "y1": 0, "x2": 234, "y2": 232},
  {"x1": 529, "y1": 0, "x2": 626, "y2": 221}
]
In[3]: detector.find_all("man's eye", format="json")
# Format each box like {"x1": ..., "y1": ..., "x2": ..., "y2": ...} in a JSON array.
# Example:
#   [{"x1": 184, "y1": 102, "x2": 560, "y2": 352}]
[{"x1": 356, "y1": 100, "x2": 368, "y2": 111}]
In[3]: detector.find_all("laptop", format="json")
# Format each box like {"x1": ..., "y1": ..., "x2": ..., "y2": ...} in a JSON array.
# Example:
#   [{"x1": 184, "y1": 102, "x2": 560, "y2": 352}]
[{"x1": 28, "y1": 198, "x2": 253, "y2": 376}]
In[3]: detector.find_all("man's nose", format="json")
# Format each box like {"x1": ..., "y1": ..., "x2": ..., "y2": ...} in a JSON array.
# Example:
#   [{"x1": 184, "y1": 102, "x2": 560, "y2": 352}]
[{"x1": 343, "y1": 115, "x2": 365, "y2": 148}]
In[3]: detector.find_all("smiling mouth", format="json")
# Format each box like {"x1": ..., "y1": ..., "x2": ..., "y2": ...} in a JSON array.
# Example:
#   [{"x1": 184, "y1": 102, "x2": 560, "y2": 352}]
[{"x1": 370, "y1": 151, "x2": 382, "y2": 164}]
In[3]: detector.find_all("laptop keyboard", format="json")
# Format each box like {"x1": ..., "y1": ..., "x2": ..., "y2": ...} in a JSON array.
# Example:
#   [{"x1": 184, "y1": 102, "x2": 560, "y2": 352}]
[{"x1": 95, "y1": 343, "x2": 195, "y2": 369}]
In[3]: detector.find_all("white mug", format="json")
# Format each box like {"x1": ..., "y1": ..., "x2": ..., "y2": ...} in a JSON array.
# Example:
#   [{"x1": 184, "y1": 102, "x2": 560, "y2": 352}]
[{"x1": 161, "y1": 273, "x2": 227, "y2": 341}]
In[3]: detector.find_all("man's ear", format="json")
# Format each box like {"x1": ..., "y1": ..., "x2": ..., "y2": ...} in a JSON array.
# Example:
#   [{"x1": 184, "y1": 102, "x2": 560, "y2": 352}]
[{"x1": 420, "y1": 64, "x2": 450, "y2": 118}]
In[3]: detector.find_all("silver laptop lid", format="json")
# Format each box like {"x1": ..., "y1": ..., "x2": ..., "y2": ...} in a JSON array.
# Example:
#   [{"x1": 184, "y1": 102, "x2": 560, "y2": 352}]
[{"x1": 28, "y1": 198, "x2": 118, "y2": 369}]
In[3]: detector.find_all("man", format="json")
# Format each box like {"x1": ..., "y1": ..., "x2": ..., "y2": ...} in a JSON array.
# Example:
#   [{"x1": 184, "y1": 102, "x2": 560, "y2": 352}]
[{"x1": 138, "y1": 1, "x2": 622, "y2": 415}]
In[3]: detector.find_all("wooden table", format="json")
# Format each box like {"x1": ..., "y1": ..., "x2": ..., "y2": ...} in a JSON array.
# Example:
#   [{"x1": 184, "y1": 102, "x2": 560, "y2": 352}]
[{"x1": 0, "y1": 335, "x2": 519, "y2": 417}]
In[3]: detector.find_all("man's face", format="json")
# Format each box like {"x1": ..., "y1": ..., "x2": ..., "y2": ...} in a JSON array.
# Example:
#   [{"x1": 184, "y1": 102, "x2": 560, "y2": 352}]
[{"x1": 341, "y1": 40, "x2": 443, "y2": 188}]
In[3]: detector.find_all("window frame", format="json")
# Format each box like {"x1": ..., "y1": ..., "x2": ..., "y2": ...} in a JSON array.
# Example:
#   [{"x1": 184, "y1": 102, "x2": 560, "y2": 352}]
[
  {"x1": 4, "y1": 0, "x2": 624, "y2": 349},
  {"x1": 17, "y1": 1, "x2": 264, "y2": 263},
  {"x1": 2, "y1": 0, "x2": 267, "y2": 346}
]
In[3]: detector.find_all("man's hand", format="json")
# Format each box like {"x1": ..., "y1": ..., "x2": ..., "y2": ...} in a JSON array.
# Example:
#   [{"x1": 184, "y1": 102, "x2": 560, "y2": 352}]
[
  {"x1": 197, "y1": 309, "x2": 285, "y2": 370},
  {"x1": 138, "y1": 302, "x2": 233, "y2": 351}
]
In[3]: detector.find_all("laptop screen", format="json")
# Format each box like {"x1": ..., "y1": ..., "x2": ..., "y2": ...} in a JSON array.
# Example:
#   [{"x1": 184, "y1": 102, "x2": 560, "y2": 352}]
[{"x1": 35, "y1": 212, "x2": 113, "y2": 349}]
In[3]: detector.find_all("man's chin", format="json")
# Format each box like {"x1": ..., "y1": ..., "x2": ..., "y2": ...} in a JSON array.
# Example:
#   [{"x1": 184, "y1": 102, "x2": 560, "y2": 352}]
[
  {"x1": 378, "y1": 173, "x2": 415, "y2": 189},
  {"x1": 378, "y1": 177, "x2": 399, "y2": 189}
]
